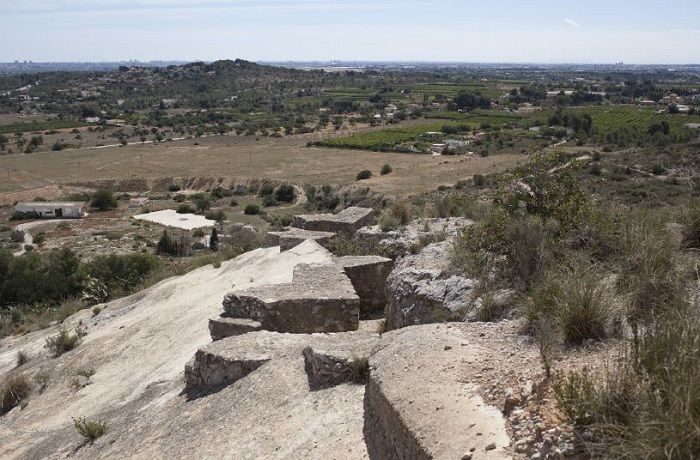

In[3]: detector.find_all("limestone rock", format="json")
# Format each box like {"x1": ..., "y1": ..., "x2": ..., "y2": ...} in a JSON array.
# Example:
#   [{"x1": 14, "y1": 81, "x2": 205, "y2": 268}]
[{"x1": 385, "y1": 241, "x2": 477, "y2": 330}]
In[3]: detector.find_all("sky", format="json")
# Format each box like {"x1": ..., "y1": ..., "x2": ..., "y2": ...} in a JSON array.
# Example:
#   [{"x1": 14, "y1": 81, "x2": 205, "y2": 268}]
[{"x1": 2, "y1": 0, "x2": 700, "y2": 64}]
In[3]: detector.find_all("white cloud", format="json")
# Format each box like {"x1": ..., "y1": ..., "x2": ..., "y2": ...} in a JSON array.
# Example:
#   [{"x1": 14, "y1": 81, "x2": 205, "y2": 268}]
[{"x1": 564, "y1": 18, "x2": 581, "y2": 28}]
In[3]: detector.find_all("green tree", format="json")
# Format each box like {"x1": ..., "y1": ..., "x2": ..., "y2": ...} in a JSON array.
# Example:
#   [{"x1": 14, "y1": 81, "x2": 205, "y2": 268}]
[
  {"x1": 209, "y1": 228, "x2": 219, "y2": 251},
  {"x1": 90, "y1": 189, "x2": 118, "y2": 211}
]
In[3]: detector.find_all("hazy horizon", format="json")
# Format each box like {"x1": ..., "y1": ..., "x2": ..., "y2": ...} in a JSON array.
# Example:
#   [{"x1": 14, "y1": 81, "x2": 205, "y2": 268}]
[{"x1": 3, "y1": 0, "x2": 700, "y2": 64}]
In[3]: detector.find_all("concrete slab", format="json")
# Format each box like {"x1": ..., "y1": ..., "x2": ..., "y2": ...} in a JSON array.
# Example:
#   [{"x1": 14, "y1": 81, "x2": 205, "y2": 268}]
[{"x1": 133, "y1": 209, "x2": 215, "y2": 230}]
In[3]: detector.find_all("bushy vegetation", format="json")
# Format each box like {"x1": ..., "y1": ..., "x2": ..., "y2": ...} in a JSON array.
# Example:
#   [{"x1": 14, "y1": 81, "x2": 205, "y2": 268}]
[
  {"x1": 90, "y1": 189, "x2": 117, "y2": 211},
  {"x1": 554, "y1": 307, "x2": 700, "y2": 458},
  {"x1": 73, "y1": 416, "x2": 106, "y2": 442},
  {"x1": 0, "y1": 373, "x2": 31, "y2": 415},
  {"x1": 356, "y1": 170, "x2": 372, "y2": 181},
  {"x1": 44, "y1": 328, "x2": 83, "y2": 357},
  {"x1": 244, "y1": 204, "x2": 261, "y2": 215},
  {"x1": 0, "y1": 249, "x2": 160, "y2": 337}
]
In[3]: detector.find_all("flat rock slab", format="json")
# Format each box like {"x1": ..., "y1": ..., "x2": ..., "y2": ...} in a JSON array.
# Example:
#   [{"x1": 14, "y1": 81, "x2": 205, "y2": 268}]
[
  {"x1": 209, "y1": 317, "x2": 262, "y2": 341},
  {"x1": 365, "y1": 323, "x2": 512, "y2": 459},
  {"x1": 223, "y1": 262, "x2": 360, "y2": 333},
  {"x1": 291, "y1": 206, "x2": 375, "y2": 234},
  {"x1": 265, "y1": 228, "x2": 337, "y2": 251},
  {"x1": 338, "y1": 255, "x2": 393, "y2": 317}
]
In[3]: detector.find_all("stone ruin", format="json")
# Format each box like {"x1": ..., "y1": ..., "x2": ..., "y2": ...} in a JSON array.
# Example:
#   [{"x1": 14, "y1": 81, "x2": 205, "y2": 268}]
[{"x1": 184, "y1": 206, "x2": 522, "y2": 458}]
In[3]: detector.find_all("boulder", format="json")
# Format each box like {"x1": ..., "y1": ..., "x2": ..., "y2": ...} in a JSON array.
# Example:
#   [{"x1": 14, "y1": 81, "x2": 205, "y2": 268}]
[{"x1": 385, "y1": 241, "x2": 477, "y2": 330}]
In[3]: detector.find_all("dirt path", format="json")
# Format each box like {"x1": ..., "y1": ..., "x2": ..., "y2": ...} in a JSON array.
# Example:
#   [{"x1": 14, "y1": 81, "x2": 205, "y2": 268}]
[{"x1": 11, "y1": 219, "x2": 72, "y2": 256}]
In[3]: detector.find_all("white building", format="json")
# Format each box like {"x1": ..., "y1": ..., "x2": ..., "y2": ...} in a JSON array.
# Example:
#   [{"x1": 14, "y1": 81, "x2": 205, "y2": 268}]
[{"x1": 15, "y1": 202, "x2": 86, "y2": 218}]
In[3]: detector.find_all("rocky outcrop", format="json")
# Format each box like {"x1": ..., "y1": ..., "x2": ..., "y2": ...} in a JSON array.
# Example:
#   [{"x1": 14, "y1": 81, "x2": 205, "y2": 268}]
[
  {"x1": 223, "y1": 262, "x2": 360, "y2": 333},
  {"x1": 356, "y1": 217, "x2": 473, "y2": 257},
  {"x1": 292, "y1": 206, "x2": 375, "y2": 234},
  {"x1": 337, "y1": 255, "x2": 393, "y2": 317},
  {"x1": 385, "y1": 241, "x2": 477, "y2": 330}
]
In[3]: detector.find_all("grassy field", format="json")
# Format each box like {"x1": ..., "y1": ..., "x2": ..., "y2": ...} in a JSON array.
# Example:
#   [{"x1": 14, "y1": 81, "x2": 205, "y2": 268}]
[
  {"x1": 0, "y1": 131, "x2": 524, "y2": 202},
  {"x1": 0, "y1": 119, "x2": 87, "y2": 135}
]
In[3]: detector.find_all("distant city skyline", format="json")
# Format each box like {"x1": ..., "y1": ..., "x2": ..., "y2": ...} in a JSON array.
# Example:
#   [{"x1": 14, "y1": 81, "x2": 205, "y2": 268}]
[{"x1": 2, "y1": 0, "x2": 700, "y2": 64}]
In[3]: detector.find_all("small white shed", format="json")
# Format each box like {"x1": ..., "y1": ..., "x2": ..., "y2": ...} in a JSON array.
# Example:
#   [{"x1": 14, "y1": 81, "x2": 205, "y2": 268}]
[{"x1": 15, "y1": 202, "x2": 86, "y2": 218}]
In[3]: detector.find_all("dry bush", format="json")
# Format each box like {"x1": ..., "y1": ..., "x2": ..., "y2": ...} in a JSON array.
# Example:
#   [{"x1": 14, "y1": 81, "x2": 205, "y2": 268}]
[
  {"x1": 44, "y1": 329, "x2": 82, "y2": 357},
  {"x1": 1, "y1": 373, "x2": 31, "y2": 415},
  {"x1": 554, "y1": 308, "x2": 700, "y2": 458},
  {"x1": 527, "y1": 265, "x2": 615, "y2": 345}
]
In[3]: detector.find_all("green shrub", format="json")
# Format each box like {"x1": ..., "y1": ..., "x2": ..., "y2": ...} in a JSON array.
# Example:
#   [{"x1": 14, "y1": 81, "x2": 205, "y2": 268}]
[
  {"x1": 274, "y1": 184, "x2": 296, "y2": 203},
  {"x1": 378, "y1": 210, "x2": 402, "y2": 232},
  {"x1": 176, "y1": 203, "x2": 196, "y2": 214},
  {"x1": 204, "y1": 210, "x2": 226, "y2": 223},
  {"x1": 229, "y1": 198, "x2": 239, "y2": 207},
  {"x1": 472, "y1": 174, "x2": 486, "y2": 187},
  {"x1": 44, "y1": 329, "x2": 81, "y2": 357},
  {"x1": 90, "y1": 189, "x2": 117, "y2": 211},
  {"x1": 73, "y1": 416, "x2": 106, "y2": 442},
  {"x1": 257, "y1": 183, "x2": 275, "y2": 197},
  {"x1": 9, "y1": 230, "x2": 24, "y2": 243},
  {"x1": 0, "y1": 373, "x2": 31, "y2": 415},
  {"x1": 167, "y1": 184, "x2": 181, "y2": 192},
  {"x1": 262, "y1": 195, "x2": 278, "y2": 207},
  {"x1": 155, "y1": 230, "x2": 188, "y2": 257},
  {"x1": 380, "y1": 164, "x2": 392, "y2": 175},
  {"x1": 356, "y1": 170, "x2": 372, "y2": 181},
  {"x1": 244, "y1": 204, "x2": 261, "y2": 215}
]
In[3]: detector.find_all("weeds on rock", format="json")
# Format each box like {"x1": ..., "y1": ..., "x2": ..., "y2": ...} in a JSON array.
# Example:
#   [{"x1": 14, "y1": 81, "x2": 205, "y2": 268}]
[
  {"x1": 45, "y1": 328, "x2": 82, "y2": 357},
  {"x1": 73, "y1": 417, "x2": 106, "y2": 442}
]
